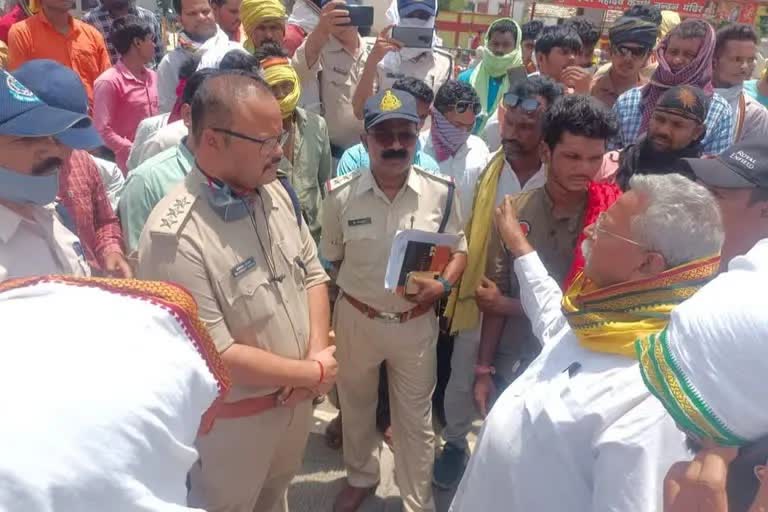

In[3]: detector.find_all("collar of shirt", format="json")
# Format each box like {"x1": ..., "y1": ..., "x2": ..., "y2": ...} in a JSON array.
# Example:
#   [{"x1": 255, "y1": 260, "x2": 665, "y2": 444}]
[
  {"x1": 115, "y1": 59, "x2": 151, "y2": 84},
  {"x1": 188, "y1": 165, "x2": 279, "y2": 212},
  {"x1": 540, "y1": 185, "x2": 586, "y2": 232},
  {"x1": 36, "y1": 10, "x2": 80, "y2": 38},
  {"x1": 502, "y1": 159, "x2": 546, "y2": 193},
  {"x1": 354, "y1": 167, "x2": 423, "y2": 198},
  {"x1": 0, "y1": 202, "x2": 56, "y2": 243},
  {"x1": 177, "y1": 140, "x2": 194, "y2": 174}
]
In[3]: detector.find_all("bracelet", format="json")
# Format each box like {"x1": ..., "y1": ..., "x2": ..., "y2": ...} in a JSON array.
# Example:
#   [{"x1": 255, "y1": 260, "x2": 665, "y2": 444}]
[
  {"x1": 313, "y1": 359, "x2": 325, "y2": 385},
  {"x1": 435, "y1": 275, "x2": 452, "y2": 295}
]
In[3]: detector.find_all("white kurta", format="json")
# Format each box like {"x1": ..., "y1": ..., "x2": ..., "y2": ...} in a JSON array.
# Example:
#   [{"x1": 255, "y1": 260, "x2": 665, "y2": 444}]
[
  {"x1": 419, "y1": 131, "x2": 491, "y2": 221},
  {"x1": 449, "y1": 251, "x2": 690, "y2": 512}
]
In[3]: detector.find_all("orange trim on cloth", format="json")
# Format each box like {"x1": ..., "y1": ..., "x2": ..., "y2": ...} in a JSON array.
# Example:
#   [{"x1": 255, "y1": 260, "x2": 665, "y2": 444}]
[{"x1": 0, "y1": 276, "x2": 231, "y2": 435}]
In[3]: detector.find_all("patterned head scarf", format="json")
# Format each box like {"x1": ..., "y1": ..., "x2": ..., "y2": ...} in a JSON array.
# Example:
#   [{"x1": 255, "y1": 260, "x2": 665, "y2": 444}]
[
  {"x1": 636, "y1": 240, "x2": 768, "y2": 447},
  {"x1": 654, "y1": 85, "x2": 710, "y2": 125},
  {"x1": 262, "y1": 57, "x2": 301, "y2": 119},
  {"x1": 639, "y1": 20, "x2": 716, "y2": 134}
]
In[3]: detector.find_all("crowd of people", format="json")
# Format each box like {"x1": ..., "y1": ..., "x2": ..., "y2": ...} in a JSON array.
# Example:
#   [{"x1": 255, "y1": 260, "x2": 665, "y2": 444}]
[{"x1": 0, "y1": 0, "x2": 767, "y2": 511}]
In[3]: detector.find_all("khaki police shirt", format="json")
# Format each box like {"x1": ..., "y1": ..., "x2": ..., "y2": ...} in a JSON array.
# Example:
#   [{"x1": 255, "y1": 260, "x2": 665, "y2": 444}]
[
  {"x1": 375, "y1": 48, "x2": 453, "y2": 93},
  {"x1": 0, "y1": 202, "x2": 90, "y2": 281},
  {"x1": 293, "y1": 35, "x2": 368, "y2": 150},
  {"x1": 137, "y1": 167, "x2": 329, "y2": 400},
  {"x1": 321, "y1": 166, "x2": 467, "y2": 313},
  {"x1": 486, "y1": 187, "x2": 585, "y2": 358}
]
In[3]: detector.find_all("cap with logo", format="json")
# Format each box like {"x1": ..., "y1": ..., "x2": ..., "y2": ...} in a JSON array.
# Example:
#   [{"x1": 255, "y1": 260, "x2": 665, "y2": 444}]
[
  {"x1": 682, "y1": 140, "x2": 768, "y2": 189},
  {"x1": 364, "y1": 89, "x2": 420, "y2": 131},
  {"x1": 0, "y1": 69, "x2": 91, "y2": 143},
  {"x1": 11, "y1": 60, "x2": 102, "y2": 150}
]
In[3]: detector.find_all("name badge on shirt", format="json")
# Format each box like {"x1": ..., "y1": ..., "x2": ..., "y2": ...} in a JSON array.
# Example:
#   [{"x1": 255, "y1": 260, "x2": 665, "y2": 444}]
[
  {"x1": 72, "y1": 241, "x2": 84, "y2": 257},
  {"x1": 348, "y1": 217, "x2": 372, "y2": 227},
  {"x1": 231, "y1": 257, "x2": 256, "y2": 278}
]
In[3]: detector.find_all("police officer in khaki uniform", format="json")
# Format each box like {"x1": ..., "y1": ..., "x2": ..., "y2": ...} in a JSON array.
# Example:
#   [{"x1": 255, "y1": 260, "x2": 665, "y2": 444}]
[
  {"x1": 350, "y1": 0, "x2": 452, "y2": 122},
  {"x1": 292, "y1": 0, "x2": 369, "y2": 161},
  {"x1": 137, "y1": 72, "x2": 338, "y2": 512},
  {"x1": 0, "y1": 68, "x2": 101, "y2": 281},
  {"x1": 322, "y1": 88, "x2": 467, "y2": 512},
  {"x1": 472, "y1": 94, "x2": 619, "y2": 416}
]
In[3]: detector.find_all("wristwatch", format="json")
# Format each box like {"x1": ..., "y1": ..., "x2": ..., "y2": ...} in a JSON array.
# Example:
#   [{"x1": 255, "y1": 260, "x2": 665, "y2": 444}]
[{"x1": 435, "y1": 275, "x2": 452, "y2": 295}]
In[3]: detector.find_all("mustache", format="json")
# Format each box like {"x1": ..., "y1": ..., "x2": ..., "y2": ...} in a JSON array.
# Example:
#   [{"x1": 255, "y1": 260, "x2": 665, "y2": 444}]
[
  {"x1": 382, "y1": 149, "x2": 408, "y2": 160},
  {"x1": 502, "y1": 139, "x2": 523, "y2": 151},
  {"x1": 30, "y1": 157, "x2": 63, "y2": 176}
]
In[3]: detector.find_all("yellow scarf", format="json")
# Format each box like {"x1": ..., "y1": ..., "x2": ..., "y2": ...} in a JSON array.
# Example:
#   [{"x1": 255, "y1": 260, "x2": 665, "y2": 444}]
[
  {"x1": 262, "y1": 57, "x2": 301, "y2": 119},
  {"x1": 445, "y1": 149, "x2": 506, "y2": 333},
  {"x1": 562, "y1": 255, "x2": 720, "y2": 358},
  {"x1": 241, "y1": 0, "x2": 286, "y2": 53}
]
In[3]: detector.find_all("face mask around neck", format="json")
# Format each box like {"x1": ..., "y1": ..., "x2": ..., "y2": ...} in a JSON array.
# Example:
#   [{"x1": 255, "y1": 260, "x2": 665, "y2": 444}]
[{"x1": 0, "y1": 166, "x2": 59, "y2": 206}]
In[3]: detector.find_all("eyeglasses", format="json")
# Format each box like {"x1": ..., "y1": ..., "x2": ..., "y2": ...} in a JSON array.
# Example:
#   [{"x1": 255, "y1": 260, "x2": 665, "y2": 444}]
[
  {"x1": 368, "y1": 129, "x2": 418, "y2": 147},
  {"x1": 592, "y1": 212, "x2": 643, "y2": 246},
  {"x1": 503, "y1": 93, "x2": 541, "y2": 113},
  {"x1": 613, "y1": 44, "x2": 650, "y2": 59},
  {"x1": 453, "y1": 101, "x2": 482, "y2": 115},
  {"x1": 211, "y1": 128, "x2": 288, "y2": 153}
]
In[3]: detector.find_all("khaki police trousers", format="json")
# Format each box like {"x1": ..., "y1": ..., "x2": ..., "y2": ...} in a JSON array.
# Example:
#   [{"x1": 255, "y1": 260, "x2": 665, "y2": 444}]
[
  {"x1": 334, "y1": 297, "x2": 438, "y2": 512},
  {"x1": 188, "y1": 400, "x2": 313, "y2": 512}
]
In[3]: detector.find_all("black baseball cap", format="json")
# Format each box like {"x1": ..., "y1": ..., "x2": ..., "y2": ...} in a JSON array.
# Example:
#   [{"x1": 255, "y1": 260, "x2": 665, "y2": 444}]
[
  {"x1": 0, "y1": 68, "x2": 90, "y2": 140},
  {"x1": 364, "y1": 89, "x2": 420, "y2": 131},
  {"x1": 682, "y1": 140, "x2": 768, "y2": 189}
]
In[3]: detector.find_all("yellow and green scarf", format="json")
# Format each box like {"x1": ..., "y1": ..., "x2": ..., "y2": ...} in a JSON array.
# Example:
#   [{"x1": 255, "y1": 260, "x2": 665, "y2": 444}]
[
  {"x1": 444, "y1": 149, "x2": 506, "y2": 334},
  {"x1": 562, "y1": 255, "x2": 720, "y2": 358}
]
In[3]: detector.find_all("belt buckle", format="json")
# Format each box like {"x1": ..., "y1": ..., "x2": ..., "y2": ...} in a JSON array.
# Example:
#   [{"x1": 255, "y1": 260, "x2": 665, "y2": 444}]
[{"x1": 378, "y1": 311, "x2": 402, "y2": 323}]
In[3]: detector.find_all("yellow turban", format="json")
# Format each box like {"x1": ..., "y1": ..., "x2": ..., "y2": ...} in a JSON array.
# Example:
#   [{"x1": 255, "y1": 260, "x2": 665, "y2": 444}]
[
  {"x1": 659, "y1": 11, "x2": 681, "y2": 41},
  {"x1": 241, "y1": 0, "x2": 286, "y2": 51},
  {"x1": 262, "y1": 57, "x2": 301, "y2": 119}
]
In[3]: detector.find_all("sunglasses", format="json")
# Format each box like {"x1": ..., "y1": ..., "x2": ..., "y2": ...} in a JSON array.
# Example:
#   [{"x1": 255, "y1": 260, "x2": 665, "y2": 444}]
[
  {"x1": 503, "y1": 93, "x2": 541, "y2": 113},
  {"x1": 613, "y1": 44, "x2": 650, "y2": 59},
  {"x1": 368, "y1": 129, "x2": 418, "y2": 147},
  {"x1": 453, "y1": 101, "x2": 482, "y2": 115}
]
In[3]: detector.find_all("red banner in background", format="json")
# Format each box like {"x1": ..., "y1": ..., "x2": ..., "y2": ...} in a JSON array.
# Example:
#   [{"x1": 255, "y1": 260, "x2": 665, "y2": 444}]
[{"x1": 546, "y1": 0, "x2": 758, "y2": 22}]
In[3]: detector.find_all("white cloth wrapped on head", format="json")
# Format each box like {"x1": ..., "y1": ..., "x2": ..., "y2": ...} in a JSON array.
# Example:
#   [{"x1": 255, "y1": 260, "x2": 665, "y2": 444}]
[
  {"x1": 637, "y1": 238, "x2": 768, "y2": 446},
  {"x1": 0, "y1": 278, "x2": 228, "y2": 511}
]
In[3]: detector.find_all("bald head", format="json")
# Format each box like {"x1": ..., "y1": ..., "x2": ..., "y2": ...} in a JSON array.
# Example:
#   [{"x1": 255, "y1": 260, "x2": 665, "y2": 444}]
[{"x1": 190, "y1": 71, "x2": 274, "y2": 143}]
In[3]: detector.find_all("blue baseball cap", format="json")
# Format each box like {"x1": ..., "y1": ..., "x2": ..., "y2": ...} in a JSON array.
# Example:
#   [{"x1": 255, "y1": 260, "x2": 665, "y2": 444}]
[
  {"x1": 0, "y1": 68, "x2": 91, "y2": 142},
  {"x1": 398, "y1": 0, "x2": 436, "y2": 17},
  {"x1": 12, "y1": 60, "x2": 103, "y2": 150}
]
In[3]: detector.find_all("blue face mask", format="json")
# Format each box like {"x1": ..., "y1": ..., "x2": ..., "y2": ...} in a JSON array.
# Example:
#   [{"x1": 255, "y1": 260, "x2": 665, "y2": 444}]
[
  {"x1": 0, "y1": 165, "x2": 59, "y2": 206},
  {"x1": 201, "y1": 180, "x2": 251, "y2": 222}
]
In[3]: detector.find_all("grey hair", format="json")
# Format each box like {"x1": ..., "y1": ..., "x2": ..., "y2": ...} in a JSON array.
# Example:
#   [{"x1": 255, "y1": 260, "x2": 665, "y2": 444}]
[{"x1": 629, "y1": 173, "x2": 724, "y2": 267}]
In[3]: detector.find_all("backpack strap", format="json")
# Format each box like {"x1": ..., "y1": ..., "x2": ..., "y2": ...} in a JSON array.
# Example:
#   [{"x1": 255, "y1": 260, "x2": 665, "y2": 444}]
[
  {"x1": 278, "y1": 176, "x2": 303, "y2": 228},
  {"x1": 438, "y1": 181, "x2": 455, "y2": 234}
]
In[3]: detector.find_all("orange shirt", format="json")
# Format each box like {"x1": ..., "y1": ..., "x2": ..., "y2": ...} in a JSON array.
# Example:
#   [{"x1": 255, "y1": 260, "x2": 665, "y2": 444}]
[{"x1": 8, "y1": 11, "x2": 111, "y2": 109}]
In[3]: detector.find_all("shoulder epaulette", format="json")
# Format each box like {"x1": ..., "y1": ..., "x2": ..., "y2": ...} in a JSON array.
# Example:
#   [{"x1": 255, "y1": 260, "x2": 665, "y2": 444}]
[
  {"x1": 413, "y1": 165, "x2": 454, "y2": 186},
  {"x1": 325, "y1": 170, "x2": 363, "y2": 194},
  {"x1": 149, "y1": 191, "x2": 197, "y2": 237}
]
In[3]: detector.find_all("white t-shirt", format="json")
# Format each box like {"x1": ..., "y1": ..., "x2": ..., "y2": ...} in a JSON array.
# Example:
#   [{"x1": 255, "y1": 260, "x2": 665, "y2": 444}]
[{"x1": 494, "y1": 158, "x2": 547, "y2": 207}]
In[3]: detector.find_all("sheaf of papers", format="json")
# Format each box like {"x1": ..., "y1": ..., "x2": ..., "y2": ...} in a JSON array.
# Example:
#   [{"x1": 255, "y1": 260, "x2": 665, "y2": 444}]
[{"x1": 384, "y1": 229, "x2": 460, "y2": 292}]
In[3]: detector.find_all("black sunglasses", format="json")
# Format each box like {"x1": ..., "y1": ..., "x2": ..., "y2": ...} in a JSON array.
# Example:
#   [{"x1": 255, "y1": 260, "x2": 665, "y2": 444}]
[
  {"x1": 453, "y1": 101, "x2": 482, "y2": 115},
  {"x1": 613, "y1": 44, "x2": 650, "y2": 59},
  {"x1": 503, "y1": 93, "x2": 541, "y2": 113}
]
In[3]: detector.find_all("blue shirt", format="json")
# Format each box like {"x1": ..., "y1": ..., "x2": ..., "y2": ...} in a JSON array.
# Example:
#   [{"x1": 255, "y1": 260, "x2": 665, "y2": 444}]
[
  {"x1": 744, "y1": 79, "x2": 768, "y2": 108},
  {"x1": 335, "y1": 140, "x2": 440, "y2": 177},
  {"x1": 612, "y1": 86, "x2": 733, "y2": 156}
]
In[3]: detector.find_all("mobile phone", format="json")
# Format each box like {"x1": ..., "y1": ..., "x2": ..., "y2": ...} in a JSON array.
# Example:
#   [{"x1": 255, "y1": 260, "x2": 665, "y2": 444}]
[
  {"x1": 344, "y1": 5, "x2": 374, "y2": 27},
  {"x1": 392, "y1": 26, "x2": 434, "y2": 49},
  {"x1": 507, "y1": 65, "x2": 528, "y2": 86}
]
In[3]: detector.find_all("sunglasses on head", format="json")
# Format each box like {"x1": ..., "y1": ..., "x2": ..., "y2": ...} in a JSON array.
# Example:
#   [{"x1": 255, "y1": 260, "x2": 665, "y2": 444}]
[
  {"x1": 613, "y1": 44, "x2": 650, "y2": 59},
  {"x1": 503, "y1": 93, "x2": 541, "y2": 113},
  {"x1": 453, "y1": 100, "x2": 482, "y2": 115}
]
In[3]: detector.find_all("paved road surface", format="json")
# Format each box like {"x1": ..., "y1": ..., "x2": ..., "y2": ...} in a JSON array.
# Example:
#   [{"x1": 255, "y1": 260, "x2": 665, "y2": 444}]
[{"x1": 288, "y1": 402, "x2": 479, "y2": 512}]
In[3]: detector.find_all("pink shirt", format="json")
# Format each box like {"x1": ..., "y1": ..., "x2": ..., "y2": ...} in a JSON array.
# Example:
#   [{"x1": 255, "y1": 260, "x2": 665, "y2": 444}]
[{"x1": 94, "y1": 60, "x2": 158, "y2": 173}]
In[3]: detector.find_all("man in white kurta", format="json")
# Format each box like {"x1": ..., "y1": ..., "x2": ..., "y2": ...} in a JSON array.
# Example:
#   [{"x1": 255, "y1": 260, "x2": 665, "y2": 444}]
[{"x1": 450, "y1": 173, "x2": 726, "y2": 511}]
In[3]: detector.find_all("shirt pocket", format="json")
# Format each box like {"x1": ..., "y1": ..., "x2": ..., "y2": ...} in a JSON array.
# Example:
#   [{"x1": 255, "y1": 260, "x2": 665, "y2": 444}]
[
  {"x1": 73, "y1": 46, "x2": 101, "y2": 82},
  {"x1": 341, "y1": 221, "x2": 379, "y2": 270},
  {"x1": 216, "y1": 263, "x2": 277, "y2": 334}
]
